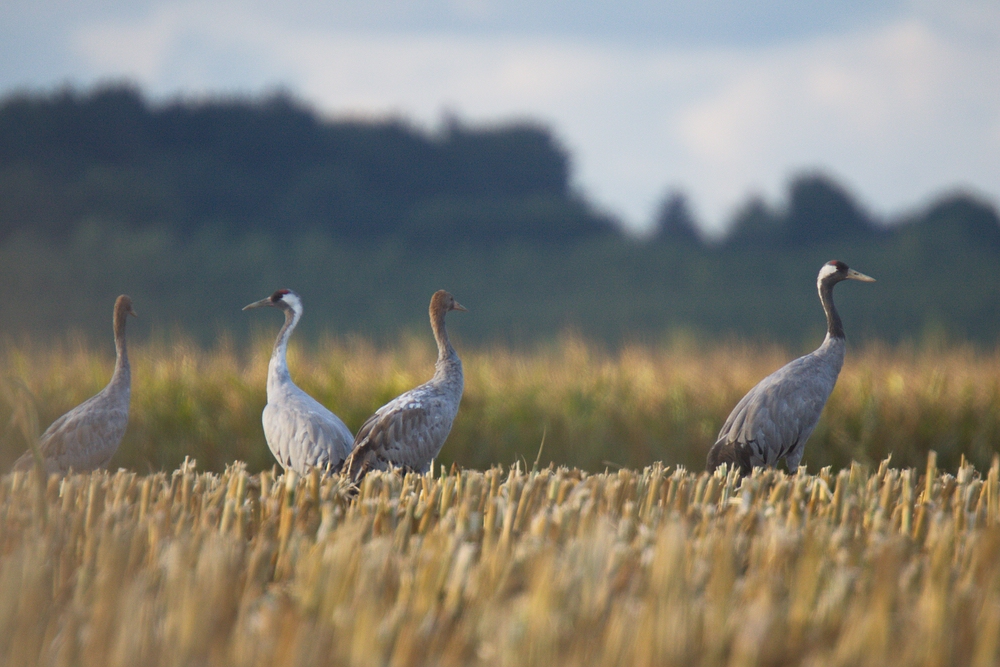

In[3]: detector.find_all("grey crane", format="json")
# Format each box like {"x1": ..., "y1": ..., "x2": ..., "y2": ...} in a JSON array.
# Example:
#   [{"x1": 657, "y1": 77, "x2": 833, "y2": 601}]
[
  {"x1": 707, "y1": 260, "x2": 875, "y2": 476},
  {"x1": 244, "y1": 289, "x2": 354, "y2": 475},
  {"x1": 342, "y1": 290, "x2": 466, "y2": 480},
  {"x1": 13, "y1": 295, "x2": 136, "y2": 473}
]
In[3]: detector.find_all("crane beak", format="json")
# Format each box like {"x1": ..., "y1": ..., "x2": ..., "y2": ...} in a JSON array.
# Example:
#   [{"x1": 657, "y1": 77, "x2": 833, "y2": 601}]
[
  {"x1": 129, "y1": 308, "x2": 138, "y2": 318},
  {"x1": 243, "y1": 298, "x2": 272, "y2": 311},
  {"x1": 846, "y1": 269, "x2": 875, "y2": 282},
  {"x1": 453, "y1": 301, "x2": 468, "y2": 312}
]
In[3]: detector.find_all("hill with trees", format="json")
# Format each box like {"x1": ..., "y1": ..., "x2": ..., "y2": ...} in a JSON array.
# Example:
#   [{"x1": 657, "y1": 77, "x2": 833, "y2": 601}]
[
  {"x1": 0, "y1": 85, "x2": 615, "y2": 244},
  {"x1": 0, "y1": 84, "x2": 998, "y2": 348}
]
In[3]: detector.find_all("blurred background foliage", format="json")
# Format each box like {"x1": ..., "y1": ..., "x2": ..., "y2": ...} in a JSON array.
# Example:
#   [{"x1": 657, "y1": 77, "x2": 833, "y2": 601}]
[{"x1": 1, "y1": 84, "x2": 997, "y2": 349}]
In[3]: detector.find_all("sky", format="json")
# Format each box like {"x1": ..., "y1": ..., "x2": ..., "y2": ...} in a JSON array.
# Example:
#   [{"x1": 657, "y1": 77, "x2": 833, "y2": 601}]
[{"x1": 1, "y1": 0, "x2": 998, "y2": 236}]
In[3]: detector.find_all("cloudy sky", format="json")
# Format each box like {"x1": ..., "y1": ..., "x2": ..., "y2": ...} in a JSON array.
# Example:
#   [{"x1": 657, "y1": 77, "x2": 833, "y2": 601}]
[{"x1": 2, "y1": 0, "x2": 998, "y2": 235}]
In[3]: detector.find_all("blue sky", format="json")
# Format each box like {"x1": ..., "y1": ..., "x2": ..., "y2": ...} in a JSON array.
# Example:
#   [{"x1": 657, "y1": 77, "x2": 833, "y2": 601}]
[{"x1": 2, "y1": 0, "x2": 998, "y2": 235}]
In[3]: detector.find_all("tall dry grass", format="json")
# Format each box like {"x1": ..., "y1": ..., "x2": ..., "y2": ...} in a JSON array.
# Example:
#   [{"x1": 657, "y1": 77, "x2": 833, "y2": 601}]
[
  {"x1": 2, "y1": 456, "x2": 1000, "y2": 666},
  {"x1": 1, "y1": 335, "x2": 999, "y2": 473}
]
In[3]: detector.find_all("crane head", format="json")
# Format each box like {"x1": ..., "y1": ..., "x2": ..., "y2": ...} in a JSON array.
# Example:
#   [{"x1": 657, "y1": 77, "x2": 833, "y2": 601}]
[
  {"x1": 115, "y1": 295, "x2": 138, "y2": 318},
  {"x1": 243, "y1": 289, "x2": 303, "y2": 314},
  {"x1": 431, "y1": 290, "x2": 468, "y2": 315},
  {"x1": 819, "y1": 260, "x2": 875, "y2": 286}
]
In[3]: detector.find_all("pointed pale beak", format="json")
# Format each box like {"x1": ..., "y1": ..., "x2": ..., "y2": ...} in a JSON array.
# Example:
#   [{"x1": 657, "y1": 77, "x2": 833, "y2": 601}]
[
  {"x1": 453, "y1": 301, "x2": 468, "y2": 312},
  {"x1": 129, "y1": 308, "x2": 138, "y2": 318},
  {"x1": 243, "y1": 298, "x2": 273, "y2": 311},
  {"x1": 846, "y1": 269, "x2": 876, "y2": 282}
]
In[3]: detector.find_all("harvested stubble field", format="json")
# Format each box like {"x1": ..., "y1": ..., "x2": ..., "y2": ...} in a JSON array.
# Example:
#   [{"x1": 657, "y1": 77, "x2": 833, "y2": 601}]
[{"x1": 3, "y1": 456, "x2": 1000, "y2": 666}]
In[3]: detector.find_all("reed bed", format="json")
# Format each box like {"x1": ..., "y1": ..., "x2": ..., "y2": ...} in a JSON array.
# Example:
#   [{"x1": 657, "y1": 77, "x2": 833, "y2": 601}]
[
  {"x1": 1, "y1": 336, "x2": 999, "y2": 473},
  {"x1": 2, "y1": 455, "x2": 1000, "y2": 666}
]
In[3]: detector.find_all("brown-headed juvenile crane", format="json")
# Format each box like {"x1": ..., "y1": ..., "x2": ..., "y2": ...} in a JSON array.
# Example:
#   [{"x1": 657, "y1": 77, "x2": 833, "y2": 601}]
[
  {"x1": 244, "y1": 289, "x2": 354, "y2": 475},
  {"x1": 342, "y1": 290, "x2": 466, "y2": 480},
  {"x1": 13, "y1": 295, "x2": 137, "y2": 473},
  {"x1": 707, "y1": 260, "x2": 875, "y2": 476}
]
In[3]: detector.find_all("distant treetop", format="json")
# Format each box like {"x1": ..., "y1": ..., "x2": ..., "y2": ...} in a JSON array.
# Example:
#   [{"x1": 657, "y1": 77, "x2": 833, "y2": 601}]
[
  {"x1": 724, "y1": 173, "x2": 877, "y2": 248},
  {"x1": 894, "y1": 192, "x2": 1000, "y2": 250},
  {"x1": 653, "y1": 190, "x2": 702, "y2": 246}
]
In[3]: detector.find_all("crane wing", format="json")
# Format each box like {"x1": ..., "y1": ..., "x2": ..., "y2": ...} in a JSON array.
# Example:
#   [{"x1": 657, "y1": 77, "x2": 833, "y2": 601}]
[
  {"x1": 14, "y1": 392, "x2": 129, "y2": 473},
  {"x1": 715, "y1": 350, "x2": 839, "y2": 470},
  {"x1": 262, "y1": 397, "x2": 354, "y2": 474},
  {"x1": 343, "y1": 391, "x2": 455, "y2": 478}
]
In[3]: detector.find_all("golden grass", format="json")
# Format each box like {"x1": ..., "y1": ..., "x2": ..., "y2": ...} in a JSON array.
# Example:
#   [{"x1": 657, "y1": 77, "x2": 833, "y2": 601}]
[
  {"x1": 3, "y1": 455, "x2": 1000, "y2": 666},
  {"x1": 2, "y1": 336, "x2": 999, "y2": 473}
]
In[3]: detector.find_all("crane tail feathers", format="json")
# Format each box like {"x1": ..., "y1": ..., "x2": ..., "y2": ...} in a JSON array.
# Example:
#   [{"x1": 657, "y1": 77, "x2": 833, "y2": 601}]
[{"x1": 706, "y1": 441, "x2": 753, "y2": 477}]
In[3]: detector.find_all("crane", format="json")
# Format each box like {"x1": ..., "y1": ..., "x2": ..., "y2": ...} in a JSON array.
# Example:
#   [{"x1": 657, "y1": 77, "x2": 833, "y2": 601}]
[
  {"x1": 244, "y1": 289, "x2": 354, "y2": 475},
  {"x1": 342, "y1": 290, "x2": 466, "y2": 479},
  {"x1": 13, "y1": 295, "x2": 136, "y2": 473},
  {"x1": 707, "y1": 260, "x2": 875, "y2": 476}
]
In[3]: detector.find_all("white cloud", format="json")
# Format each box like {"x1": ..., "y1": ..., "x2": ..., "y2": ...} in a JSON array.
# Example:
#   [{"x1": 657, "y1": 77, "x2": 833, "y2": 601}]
[
  {"x1": 676, "y1": 18, "x2": 999, "y2": 228},
  {"x1": 71, "y1": 9, "x2": 182, "y2": 80},
  {"x1": 64, "y1": 2, "x2": 1000, "y2": 235}
]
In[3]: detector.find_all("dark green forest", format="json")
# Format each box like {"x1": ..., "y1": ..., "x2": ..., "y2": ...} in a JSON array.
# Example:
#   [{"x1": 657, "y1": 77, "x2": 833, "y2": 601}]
[
  {"x1": 1, "y1": 84, "x2": 998, "y2": 348},
  {"x1": 0, "y1": 84, "x2": 614, "y2": 244}
]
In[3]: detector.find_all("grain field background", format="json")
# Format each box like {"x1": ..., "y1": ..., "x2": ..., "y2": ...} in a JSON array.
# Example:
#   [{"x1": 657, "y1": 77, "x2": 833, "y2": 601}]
[{"x1": 1, "y1": 337, "x2": 999, "y2": 474}]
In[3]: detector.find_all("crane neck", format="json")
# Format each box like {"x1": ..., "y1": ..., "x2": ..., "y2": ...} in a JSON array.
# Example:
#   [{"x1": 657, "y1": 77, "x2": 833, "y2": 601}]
[
  {"x1": 430, "y1": 305, "x2": 460, "y2": 374},
  {"x1": 818, "y1": 278, "x2": 845, "y2": 340},
  {"x1": 112, "y1": 305, "x2": 130, "y2": 383},
  {"x1": 267, "y1": 306, "x2": 299, "y2": 396}
]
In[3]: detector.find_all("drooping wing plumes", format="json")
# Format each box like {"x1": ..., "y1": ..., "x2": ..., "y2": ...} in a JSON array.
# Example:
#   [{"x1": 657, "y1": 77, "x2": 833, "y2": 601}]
[
  {"x1": 706, "y1": 436, "x2": 754, "y2": 477},
  {"x1": 12, "y1": 295, "x2": 135, "y2": 473},
  {"x1": 707, "y1": 261, "x2": 874, "y2": 476},
  {"x1": 244, "y1": 289, "x2": 354, "y2": 475},
  {"x1": 343, "y1": 290, "x2": 465, "y2": 480}
]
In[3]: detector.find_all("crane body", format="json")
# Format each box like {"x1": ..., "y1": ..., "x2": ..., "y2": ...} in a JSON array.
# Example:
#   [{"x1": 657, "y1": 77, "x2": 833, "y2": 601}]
[
  {"x1": 13, "y1": 295, "x2": 136, "y2": 473},
  {"x1": 244, "y1": 290, "x2": 354, "y2": 475},
  {"x1": 707, "y1": 261, "x2": 874, "y2": 475},
  {"x1": 343, "y1": 290, "x2": 466, "y2": 479}
]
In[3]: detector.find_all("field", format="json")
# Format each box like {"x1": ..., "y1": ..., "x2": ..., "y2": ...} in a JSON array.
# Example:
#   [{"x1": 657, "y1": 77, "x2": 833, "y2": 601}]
[
  {"x1": 2, "y1": 339, "x2": 1000, "y2": 665},
  {"x1": 3, "y1": 456, "x2": 1000, "y2": 666},
  {"x1": 2, "y1": 336, "x2": 1000, "y2": 473}
]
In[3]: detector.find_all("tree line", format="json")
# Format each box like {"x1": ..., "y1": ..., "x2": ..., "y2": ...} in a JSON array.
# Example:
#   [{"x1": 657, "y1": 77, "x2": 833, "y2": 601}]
[
  {"x1": 4, "y1": 84, "x2": 998, "y2": 250},
  {"x1": 0, "y1": 84, "x2": 615, "y2": 244},
  {"x1": 654, "y1": 175, "x2": 1000, "y2": 251},
  {"x1": 0, "y1": 84, "x2": 998, "y2": 346}
]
